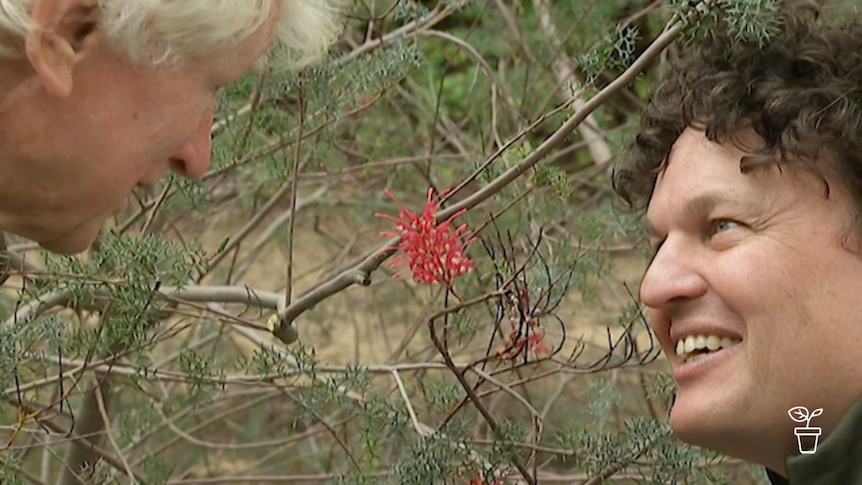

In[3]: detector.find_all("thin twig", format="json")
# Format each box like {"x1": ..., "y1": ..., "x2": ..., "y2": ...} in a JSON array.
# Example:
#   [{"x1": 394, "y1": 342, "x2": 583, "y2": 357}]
[
  {"x1": 272, "y1": 17, "x2": 686, "y2": 337},
  {"x1": 391, "y1": 369, "x2": 428, "y2": 437},
  {"x1": 284, "y1": 88, "x2": 306, "y2": 307},
  {"x1": 93, "y1": 377, "x2": 137, "y2": 483},
  {"x1": 429, "y1": 316, "x2": 537, "y2": 485}
]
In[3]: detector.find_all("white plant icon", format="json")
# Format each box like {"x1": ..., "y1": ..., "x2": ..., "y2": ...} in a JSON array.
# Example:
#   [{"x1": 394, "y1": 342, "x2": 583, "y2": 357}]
[
  {"x1": 788, "y1": 406, "x2": 823, "y2": 454},
  {"x1": 788, "y1": 406, "x2": 823, "y2": 427}
]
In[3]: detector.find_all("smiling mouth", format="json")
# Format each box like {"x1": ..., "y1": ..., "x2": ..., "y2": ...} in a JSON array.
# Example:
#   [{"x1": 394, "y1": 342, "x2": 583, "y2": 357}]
[{"x1": 675, "y1": 334, "x2": 742, "y2": 363}]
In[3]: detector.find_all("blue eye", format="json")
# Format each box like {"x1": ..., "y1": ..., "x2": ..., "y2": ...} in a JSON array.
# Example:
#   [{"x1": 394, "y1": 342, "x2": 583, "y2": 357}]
[{"x1": 711, "y1": 219, "x2": 740, "y2": 234}]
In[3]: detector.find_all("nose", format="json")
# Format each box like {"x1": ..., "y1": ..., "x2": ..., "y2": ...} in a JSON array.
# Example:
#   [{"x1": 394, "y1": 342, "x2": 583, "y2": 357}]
[
  {"x1": 170, "y1": 109, "x2": 213, "y2": 180},
  {"x1": 639, "y1": 236, "x2": 708, "y2": 310}
]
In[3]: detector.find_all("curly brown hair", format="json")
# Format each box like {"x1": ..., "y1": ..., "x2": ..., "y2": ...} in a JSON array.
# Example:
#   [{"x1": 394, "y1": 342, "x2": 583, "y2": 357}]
[{"x1": 613, "y1": 1, "x2": 862, "y2": 212}]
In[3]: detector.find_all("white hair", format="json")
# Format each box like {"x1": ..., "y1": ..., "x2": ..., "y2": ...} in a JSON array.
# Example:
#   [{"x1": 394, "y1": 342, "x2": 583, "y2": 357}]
[{"x1": 0, "y1": 0, "x2": 346, "y2": 69}]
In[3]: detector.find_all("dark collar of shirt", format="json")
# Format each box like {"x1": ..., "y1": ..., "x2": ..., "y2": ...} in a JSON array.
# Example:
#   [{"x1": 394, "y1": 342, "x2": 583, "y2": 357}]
[
  {"x1": 766, "y1": 394, "x2": 862, "y2": 484},
  {"x1": 766, "y1": 468, "x2": 789, "y2": 485}
]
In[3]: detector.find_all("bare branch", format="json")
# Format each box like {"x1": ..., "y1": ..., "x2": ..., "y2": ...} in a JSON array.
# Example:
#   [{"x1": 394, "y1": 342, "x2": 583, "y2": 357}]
[{"x1": 272, "y1": 17, "x2": 685, "y2": 339}]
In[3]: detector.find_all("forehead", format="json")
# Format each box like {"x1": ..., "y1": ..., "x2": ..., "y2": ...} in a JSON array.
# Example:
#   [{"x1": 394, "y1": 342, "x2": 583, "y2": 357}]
[
  {"x1": 647, "y1": 130, "x2": 743, "y2": 210},
  {"x1": 645, "y1": 129, "x2": 786, "y2": 234},
  {"x1": 644, "y1": 128, "x2": 860, "y2": 240}
]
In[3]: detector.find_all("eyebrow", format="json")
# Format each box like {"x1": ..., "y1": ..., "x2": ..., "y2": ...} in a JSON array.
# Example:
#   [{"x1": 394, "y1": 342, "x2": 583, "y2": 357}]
[{"x1": 645, "y1": 192, "x2": 732, "y2": 240}]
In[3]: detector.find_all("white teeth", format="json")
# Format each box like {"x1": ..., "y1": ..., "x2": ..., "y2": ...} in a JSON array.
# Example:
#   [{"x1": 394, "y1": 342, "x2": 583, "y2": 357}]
[
  {"x1": 687, "y1": 352, "x2": 711, "y2": 363},
  {"x1": 684, "y1": 338, "x2": 695, "y2": 353},
  {"x1": 706, "y1": 335, "x2": 720, "y2": 351},
  {"x1": 674, "y1": 334, "x2": 741, "y2": 361}
]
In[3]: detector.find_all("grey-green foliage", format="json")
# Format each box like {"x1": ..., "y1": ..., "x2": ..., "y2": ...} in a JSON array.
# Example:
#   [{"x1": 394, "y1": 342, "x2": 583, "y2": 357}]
[
  {"x1": 139, "y1": 455, "x2": 173, "y2": 485},
  {"x1": 490, "y1": 420, "x2": 529, "y2": 466},
  {"x1": 361, "y1": 394, "x2": 411, "y2": 459},
  {"x1": 557, "y1": 417, "x2": 669, "y2": 480},
  {"x1": 648, "y1": 371, "x2": 677, "y2": 411},
  {"x1": 0, "y1": 452, "x2": 25, "y2": 485},
  {"x1": 673, "y1": 0, "x2": 782, "y2": 46},
  {"x1": 271, "y1": 41, "x2": 421, "y2": 120},
  {"x1": 426, "y1": 380, "x2": 467, "y2": 410},
  {"x1": 36, "y1": 233, "x2": 202, "y2": 354},
  {"x1": 578, "y1": 24, "x2": 640, "y2": 84},
  {"x1": 533, "y1": 163, "x2": 574, "y2": 199},
  {"x1": 394, "y1": 432, "x2": 473, "y2": 485},
  {"x1": 552, "y1": 374, "x2": 735, "y2": 483},
  {"x1": 0, "y1": 314, "x2": 64, "y2": 390},
  {"x1": 115, "y1": 399, "x2": 159, "y2": 445},
  {"x1": 168, "y1": 174, "x2": 210, "y2": 211},
  {"x1": 585, "y1": 378, "x2": 623, "y2": 432},
  {"x1": 0, "y1": 1, "x2": 790, "y2": 483},
  {"x1": 392, "y1": 0, "x2": 430, "y2": 23},
  {"x1": 0, "y1": 322, "x2": 17, "y2": 389},
  {"x1": 178, "y1": 348, "x2": 225, "y2": 396},
  {"x1": 648, "y1": 438, "x2": 732, "y2": 485},
  {"x1": 722, "y1": 0, "x2": 782, "y2": 44}
]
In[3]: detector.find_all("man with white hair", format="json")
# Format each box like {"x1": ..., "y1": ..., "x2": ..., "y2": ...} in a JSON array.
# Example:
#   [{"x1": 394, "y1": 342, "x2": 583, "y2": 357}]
[{"x1": 0, "y1": 0, "x2": 344, "y2": 254}]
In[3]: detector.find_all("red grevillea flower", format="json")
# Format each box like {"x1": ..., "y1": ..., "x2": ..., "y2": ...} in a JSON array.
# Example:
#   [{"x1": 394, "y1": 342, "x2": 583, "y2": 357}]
[
  {"x1": 527, "y1": 331, "x2": 552, "y2": 354},
  {"x1": 375, "y1": 188, "x2": 474, "y2": 286}
]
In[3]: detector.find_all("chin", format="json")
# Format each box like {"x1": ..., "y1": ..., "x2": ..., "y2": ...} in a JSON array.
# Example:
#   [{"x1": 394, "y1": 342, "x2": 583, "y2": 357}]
[
  {"x1": 40, "y1": 237, "x2": 96, "y2": 255},
  {"x1": 669, "y1": 390, "x2": 769, "y2": 463},
  {"x1": 669, "y1": 407, "x2": 714, "y2": 445},
  {"x1": 38, "y1": 222, "x2": 104, "y2": 255},
  {"x1": 669, "y1": 386, "x2": 735, "y2": 441}
]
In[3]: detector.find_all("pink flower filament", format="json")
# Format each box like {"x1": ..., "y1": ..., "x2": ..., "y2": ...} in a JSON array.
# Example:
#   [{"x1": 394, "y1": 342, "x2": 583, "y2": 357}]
[{"x1": 376, "y1": 188, "x2": 475, "y2": 285}]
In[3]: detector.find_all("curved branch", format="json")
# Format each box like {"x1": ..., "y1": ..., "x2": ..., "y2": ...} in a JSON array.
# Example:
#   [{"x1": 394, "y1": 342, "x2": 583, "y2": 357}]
[
  {"x1": 272, "y1": 18, "x2": 685, "y2": 340},
  {"x1": 3, "y1": 285, "x2": 282, "y2": 331}
]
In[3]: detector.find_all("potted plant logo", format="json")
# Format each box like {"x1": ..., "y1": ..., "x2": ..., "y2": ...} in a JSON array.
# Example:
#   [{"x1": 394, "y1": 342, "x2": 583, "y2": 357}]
[{"x1": 788, "y1": 406, "x2": 823, "y2": 454}]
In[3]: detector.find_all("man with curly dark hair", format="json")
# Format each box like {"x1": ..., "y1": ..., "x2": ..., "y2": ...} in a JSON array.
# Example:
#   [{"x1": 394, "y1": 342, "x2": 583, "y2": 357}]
[{"x1": 613, "y1": 2, "x2": 862, "y2": 483}]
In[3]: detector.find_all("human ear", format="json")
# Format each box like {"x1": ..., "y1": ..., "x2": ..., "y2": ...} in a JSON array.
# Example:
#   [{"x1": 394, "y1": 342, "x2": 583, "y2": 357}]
[{"x1": 24, "y1": 0, "x2": 101, "y2": 98}]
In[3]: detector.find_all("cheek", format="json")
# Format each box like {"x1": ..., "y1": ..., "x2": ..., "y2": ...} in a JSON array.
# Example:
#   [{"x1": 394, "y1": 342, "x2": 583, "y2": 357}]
[
  {"x1": 710, "y1": 247, "x2": 800, "y2": 342},
  {"x1": 712, "y1": 244, "x2": 799, "y2": 308},
  {"x1": 163, "y1": 96, "x2": 215, "y2": 142},
  {"x1": 713, "y1": 247, "x2": 818, "y2": 376},
  {"x1": 132, "y1": 101, "x2": 210, "y2": 155}
]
